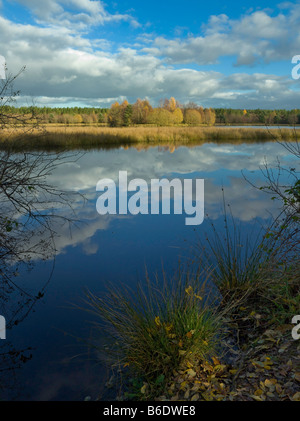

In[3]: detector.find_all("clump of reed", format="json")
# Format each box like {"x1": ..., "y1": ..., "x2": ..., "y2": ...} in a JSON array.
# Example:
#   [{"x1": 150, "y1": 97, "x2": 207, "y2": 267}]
[
  {"x1": 198, "y1": 211, "x2": 268, "y2": 299},
  {"x1": 196, "y1": 195, "x2": 299, "y2": 327},
  {"x1": 84, "y1": 269, "x2": 222, "y2": 395}
]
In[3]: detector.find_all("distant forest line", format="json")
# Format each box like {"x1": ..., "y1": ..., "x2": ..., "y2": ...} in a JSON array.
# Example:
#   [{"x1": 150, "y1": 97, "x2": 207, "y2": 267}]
[{"x1": 2, "y1": 97, "x2": 300, "y2": 127}]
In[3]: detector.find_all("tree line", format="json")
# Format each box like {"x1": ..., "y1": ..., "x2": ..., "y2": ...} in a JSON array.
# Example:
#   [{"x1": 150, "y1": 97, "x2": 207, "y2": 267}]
[
  {"x1": 1, "y1": 99, "x2": 300, "y2": 127},
  {"x1": 214, "y1": 108, "x2": 300, "y2": 125}
]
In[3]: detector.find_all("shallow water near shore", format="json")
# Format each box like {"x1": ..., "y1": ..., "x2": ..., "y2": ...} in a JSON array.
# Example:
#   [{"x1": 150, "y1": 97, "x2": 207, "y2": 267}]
[{"x1": 0, "y1": 140, "x2": 298, "y2": 400}]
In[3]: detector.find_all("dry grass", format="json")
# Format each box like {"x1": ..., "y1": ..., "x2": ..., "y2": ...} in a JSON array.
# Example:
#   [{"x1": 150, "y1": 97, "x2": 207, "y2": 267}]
[{"x1": 0, "y1": 125, "x2": 296, "y2": 150}]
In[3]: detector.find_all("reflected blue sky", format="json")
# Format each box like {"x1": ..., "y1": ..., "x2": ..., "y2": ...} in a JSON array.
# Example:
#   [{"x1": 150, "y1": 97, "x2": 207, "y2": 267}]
[{"x1": 2, "y1": 141, "x2": 298, "y2": 400}]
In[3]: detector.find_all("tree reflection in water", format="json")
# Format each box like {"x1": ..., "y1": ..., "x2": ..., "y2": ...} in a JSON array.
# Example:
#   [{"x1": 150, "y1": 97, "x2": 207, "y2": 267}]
[{"x1": 0, "y1": 148, "x2": 82, "y2": 398}]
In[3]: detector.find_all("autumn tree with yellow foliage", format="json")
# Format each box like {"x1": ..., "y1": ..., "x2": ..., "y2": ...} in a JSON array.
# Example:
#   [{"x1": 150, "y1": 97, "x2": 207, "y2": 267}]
[
  {"x1": 172, "y1": 107, "x2": 184, "y2": 124},
  {"x1": 147, "y1": 108, "x2": 174, "y2": 126},
  {"x1": 108, "y1": 97, "x2": 215, "y2": 127},
  {"x1": 108, "y1": 100, "x2": 133, "y2": 127},
  {"x1": 132, "y1": 99, "x2": 152, "y2": 124},
  {"x1": 184, "y1": 109, "x2": 202, "y2": 125}
]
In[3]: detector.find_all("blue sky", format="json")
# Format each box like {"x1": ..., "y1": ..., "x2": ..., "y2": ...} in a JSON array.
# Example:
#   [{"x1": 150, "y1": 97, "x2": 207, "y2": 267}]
[{"x1": 0, "y1": 0, "x2": 300, "y2": 108}]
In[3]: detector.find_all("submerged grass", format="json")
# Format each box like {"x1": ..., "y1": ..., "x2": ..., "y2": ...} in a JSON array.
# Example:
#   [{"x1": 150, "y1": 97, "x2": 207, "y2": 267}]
[{"x1": 0, "y1": 125, "x2": 297, "y2": 150}]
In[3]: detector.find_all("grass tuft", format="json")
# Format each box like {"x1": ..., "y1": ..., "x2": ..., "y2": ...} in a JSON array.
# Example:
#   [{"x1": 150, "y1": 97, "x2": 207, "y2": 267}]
[{"x1": 84, "y1": 269, "x2": 222, "y2": 395}]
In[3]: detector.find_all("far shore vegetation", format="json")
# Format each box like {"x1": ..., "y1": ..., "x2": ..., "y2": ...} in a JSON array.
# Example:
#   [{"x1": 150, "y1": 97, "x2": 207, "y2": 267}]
[
  {"x1": 2, "y1": 97, "x2": 300, "y2": 127},
  {"x1": 1, "y1": 97, "x2": 299, "y2": 149}
]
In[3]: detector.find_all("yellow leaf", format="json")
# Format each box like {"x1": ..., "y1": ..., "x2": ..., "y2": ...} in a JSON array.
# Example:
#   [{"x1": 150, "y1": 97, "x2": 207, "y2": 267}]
[
  {"x1": 214, "y1": 364, "x2": 227, "y2": 373},
  {"x1": 164, "y1": 323, "x2": 173, "y2": 332},
  {"x1": 141, "y1": 384, "x2": 147, "y2": 394},
  {"x1": 254, "y1": 389, "x2": 263, "y2": 396},
  {"x1": 155, "y1": 316, "x2": 161, "y2": 327},
  {"x1": 178, "y1": 340, "x2": 183, "y2": 348},
  {"x1": 180, "y1": 381, "x2": 187, "y2": 390},
  {"x1": 265, "y1": 379, "x2": 277, "y2": 388},
  {"x1": 292, "y1": 392, "x2": 300, "y2": 401},
  {"x1": 186, "y1": 369, "x2": 196, "y2": 378},
  {"x1": 191, "y1": 393, "x2": 200, "y2": 401},
  {"x1": 185, "y1": 286, "x2": 193, "y2": 296},
  {"x1": 212, "y1": 356, "x2": 221, "y2": 366}
]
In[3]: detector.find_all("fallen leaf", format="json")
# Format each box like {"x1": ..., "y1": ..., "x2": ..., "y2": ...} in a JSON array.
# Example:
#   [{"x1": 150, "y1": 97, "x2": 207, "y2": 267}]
[
  {"x1": 180, "y1": 381, "x2": 187, "y2": 390},
  {"x1": 292, "y1": 392, "x2": 300, "y2": 401},
  {"x1": 265, "y1": 379, "x2": 277, "y2": 388},
  {"x1": 186, "y1": 369, "x2": 197, "y2": 378},
  {"x1": 184, "y1": 389, "x2": 190, "y2": 399},
  {"x1": 254, "y1": 389, "x2": 264, "y2": 396},
  {"x1": 251, "y1": 395, "x2": 264, "y2": 401},
  {"x1": 191, "y1": 393, "x2": 200, "y2": 401},
  {"x1": 212, "y1": 356, "x2": 221, "y2": 366}
]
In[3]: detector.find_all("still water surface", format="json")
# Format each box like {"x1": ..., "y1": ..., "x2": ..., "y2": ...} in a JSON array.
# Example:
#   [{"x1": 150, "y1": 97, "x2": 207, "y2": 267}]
[{"x1": 1, "y1": 140, "x2": 297, "y2": 400}]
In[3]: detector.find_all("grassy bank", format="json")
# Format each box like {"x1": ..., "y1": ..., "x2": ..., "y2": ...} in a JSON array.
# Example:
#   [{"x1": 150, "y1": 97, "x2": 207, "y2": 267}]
[
  {"x1": 84, "y1": 176, "x2": 299, "y2": 401},
  {"x1": 88, "y1": 236, "x2": 299, "y2": 402},
  {"x1": 0, "y1": 125, "x2": 298, "y2": 150}
]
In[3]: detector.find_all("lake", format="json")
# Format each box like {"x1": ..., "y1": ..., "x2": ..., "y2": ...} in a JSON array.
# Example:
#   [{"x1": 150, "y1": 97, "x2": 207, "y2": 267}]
[{"x1": 0, "y1": 140, "x2": 298, "y2": 400}]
